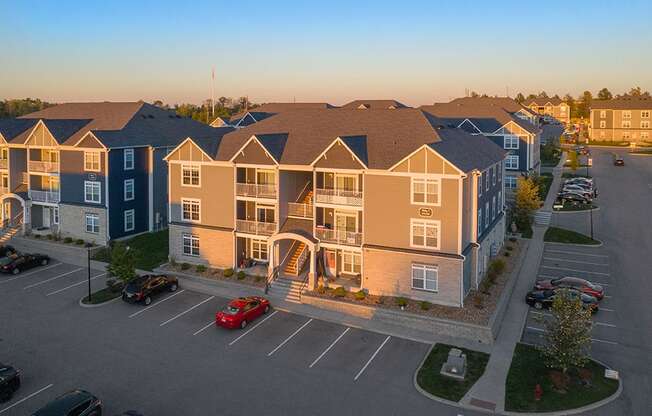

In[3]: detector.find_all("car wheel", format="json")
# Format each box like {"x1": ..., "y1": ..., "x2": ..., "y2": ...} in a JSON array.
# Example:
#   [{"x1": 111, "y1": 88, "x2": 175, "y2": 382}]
[
  {"x1": 11, "y1": 268, "x2": 19, "y2": 275},
  {"x1": 169, "y1": 283, "x2": 178, "y2": 292},
  {"x1": 240, "y1": 320, "x2": 247, "y2": 329},
  {"x1": 41, "y1": 258, "x2": 48, "y2": 266},
  {"x1": 144, "y1": 296, "x2": 152, "y2": 306},
  {"x1": 534, "y1": 301, "x2": 543, "y2": 310},
  {"x1": 263, "y1": 305, "x2": 270, "y2": 314}
]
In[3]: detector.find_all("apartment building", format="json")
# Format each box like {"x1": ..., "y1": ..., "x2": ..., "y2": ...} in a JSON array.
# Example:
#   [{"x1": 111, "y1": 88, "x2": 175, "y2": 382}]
[
  {"x1": 220, "y1": 102, "x2": 336, "y2": 128},
  {"x1": 0, "y1": 102, "x2": 231, "y2": 244},
  {"x1": 166, "y1": 107, "x2": 506, "y2": 307},
  {"x1": 524, "y1": 97, "x2": 571, "y2": 125},
  {"x1": 589, "y1": 97, "x2": 652, "y2": 143},
  {"x1": 421, "y1": 99, "x2": 540, "y2": 192}
]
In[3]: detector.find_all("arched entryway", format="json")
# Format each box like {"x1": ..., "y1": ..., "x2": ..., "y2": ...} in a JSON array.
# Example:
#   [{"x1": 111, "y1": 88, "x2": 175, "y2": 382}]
[
  {"x1": 0, "y1": 193, "x2": 27, "y2": 233},
  {"x1": 267, "y1": 231, "x2": 319, "y2": 289}
]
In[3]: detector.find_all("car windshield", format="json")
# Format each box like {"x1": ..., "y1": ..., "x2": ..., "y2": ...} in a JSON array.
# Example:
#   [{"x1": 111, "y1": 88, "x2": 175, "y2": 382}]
[
  {"x1": 0, "y1": 256, "x2": 14, "y2": 265},
  {"x1": 223, "y1": 305, "x2": 240, "y2": 315},
  {"x1": 126, "y1": 276, "x2": 148, "y2": 290}
]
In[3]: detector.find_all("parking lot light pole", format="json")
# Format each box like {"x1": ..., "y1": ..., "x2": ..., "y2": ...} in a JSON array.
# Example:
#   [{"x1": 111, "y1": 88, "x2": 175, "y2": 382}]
[
  {"x1": 87, "y1": 246, "x2": 92, "y2": 303},
  {"x1": 586, "y1": 160, "x2": 594, "y2": 240}
]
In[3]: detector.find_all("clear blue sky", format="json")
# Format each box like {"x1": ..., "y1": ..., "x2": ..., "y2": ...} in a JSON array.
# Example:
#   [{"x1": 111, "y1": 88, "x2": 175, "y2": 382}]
[{"x1": 1, "y1": 0, "x2": 651, "y2": 106}]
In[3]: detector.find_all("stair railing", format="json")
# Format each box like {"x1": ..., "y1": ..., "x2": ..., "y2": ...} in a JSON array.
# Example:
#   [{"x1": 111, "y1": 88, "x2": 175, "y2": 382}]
[
  {"x1": 296, "y1": 180, "x2": 312, "y2": 203},
  {"x1": 264, "y1": 266, "x2": 279, "y2": 294},
  {"x1": 297, "y1": 270, "x2": 310, "y2": 302},
  {"x1": 296, "y1": 245, "x2": 308, "y2": 273}
]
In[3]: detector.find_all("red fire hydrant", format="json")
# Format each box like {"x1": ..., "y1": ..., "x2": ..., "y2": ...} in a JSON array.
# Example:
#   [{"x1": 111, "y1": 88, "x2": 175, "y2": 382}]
[{"x1": 534, "y1": 384, "x2": 543, "y2": 401}]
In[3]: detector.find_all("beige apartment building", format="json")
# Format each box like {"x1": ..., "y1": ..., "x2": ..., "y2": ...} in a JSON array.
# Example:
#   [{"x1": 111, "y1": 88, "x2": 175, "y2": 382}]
[
  {"x1": 524, "y1": 97, "x2": 571, "y2": 124},
  {"x1": 165, "y1": 107, "x2": 506, "y2": 307},
  {"x1": 589, "y1": 97, "x2": 652, "y2": 143}
]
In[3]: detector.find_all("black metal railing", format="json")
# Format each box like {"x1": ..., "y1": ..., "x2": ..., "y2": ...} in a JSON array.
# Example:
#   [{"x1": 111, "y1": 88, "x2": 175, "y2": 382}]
[{"x1": 264, "y1": 266, "x2": 279, "y2": 294}]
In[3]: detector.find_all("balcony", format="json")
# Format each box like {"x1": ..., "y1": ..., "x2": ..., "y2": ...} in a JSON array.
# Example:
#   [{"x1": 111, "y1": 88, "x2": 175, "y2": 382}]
[
  {"x1": 236, "y1": 219, "x2": 276, "y2": 236},
  {"x1": 315, "y1": 228, "x2": 362, "y2": 246},
  {"x1": 29, "y1": 161, "x2": 59, "y2": 174},
  {"x1": 315, "y1": 188, "x2": 363, "y2": 207},
  {"x1": 235, "y1": 183, "x2": 276, "y2": 199},
  {"x1": 0, "y1": 159, "x2": 7, "y2": 170},
  {"x1": 29, "y1": 190, "x2": 60, "y2": 204},
  {"x1": 287, "y1": 202, "x2": 313, "y2": 219}
]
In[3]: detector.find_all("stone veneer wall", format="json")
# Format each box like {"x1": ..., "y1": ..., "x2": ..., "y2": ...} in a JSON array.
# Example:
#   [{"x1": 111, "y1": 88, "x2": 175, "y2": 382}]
[
  {"x1": 169, "y1": 223, "x2": 234, "y2": 269},
  {"x1": 59, "y1": 203, "x2": 108, "y2": 245}
]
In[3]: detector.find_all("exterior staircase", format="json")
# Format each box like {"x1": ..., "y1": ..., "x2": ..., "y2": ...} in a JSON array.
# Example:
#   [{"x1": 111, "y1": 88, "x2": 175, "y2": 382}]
[
  {"x1": 284, "y1": 242, "x2": 307, "y2": 275},
  {"x1": 0, "y1": 212, "x2": 23, "y2": 244},
  {"x1": 268, "y1": 277, "x2": 305, "y2": 303}
]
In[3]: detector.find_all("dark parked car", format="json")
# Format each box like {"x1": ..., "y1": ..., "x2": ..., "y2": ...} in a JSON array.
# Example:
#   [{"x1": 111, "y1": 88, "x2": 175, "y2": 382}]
[
  {"x1": 32, "y1": 390, "x2": 102, "y2": 416},
  {"x1": 0, "y1": 363, "x2": 20, "y2": 402},
  {"x1": 0, "y1": 245, "x2": 16, "y2": 258},
  {"x1": 534, "y1": 276, "x2": 604, "y2": 300},
  {"x1": 0, "y1": 253, "x2": 50, "y2": 275},
  {"x1": 613, "y1": 154, "x2": 624, "y2": 166},
  {"x1": 558, "y1": 192, "x2": 591, "y2": 205},
  {"x1": 525, "y1": 288, "x2": 598, "y2": 313},
  {"x1": 122, "y1": 275, "x2": 178, "y2": 306}
]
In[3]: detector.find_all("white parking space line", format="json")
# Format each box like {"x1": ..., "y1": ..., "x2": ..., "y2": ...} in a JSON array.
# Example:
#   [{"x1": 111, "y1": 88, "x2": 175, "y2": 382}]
[
  {"x1": 46, "y1": 273, "x2": 107, "y2": 296},
  {"x1": 591, "y1": 338, "x2": 618, "y2": 345},
  {"x1": 160, "y1": 296, "x2": 215, "y2": 327},
  {"x1": 0, "y1": 263, "x2": 63, "y2": 284},
  {"x1": 0, "y1": 383, "x2": 54, "y2": 414},
  {"x1": 267, "y1": 318, "x2": 313, "y2": 357},
  {"x1": 228, "y1": 310, "x2": 278, "y2": 346},
  {"x1": 543, "y1": 257, "x2": 608, "y2": 266},
  {"x1": 595, "y1": 322, "x2": 617, "y2": 328},
  {"x1": 23, "y1": 267, "x2": 84, "y2": 289},
  {"x1": 600, "y1": 307, "x2": 615, "y2": 312},
  {"x1": 540, "y1": 265, "x2": 610, "y2": 276},
  {"x1": 309, "y1": 327, "x2": 350, "y2": 368},
  {"x1": 354, "y1": 335, "x2": 391, "y2": 381},
  {"x1": 537, "y1": 274, "x2": 610, "y2": 286},
  {"x1": 193, "y1": 321, "x2": 216, "y2": 336},
  {"x1": 544, "y1": 249, "x2": 608, "y2": 258},
  {"x1": 128, "y1": 290, "x2": 186, "y2": 318},
  {"x1": 604, "y1": 295, "x2": 612, "y2": 299}
]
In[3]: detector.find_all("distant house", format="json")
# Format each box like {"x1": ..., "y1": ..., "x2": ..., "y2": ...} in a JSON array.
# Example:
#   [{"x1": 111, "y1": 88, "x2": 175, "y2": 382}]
[
  {"x1": 226, "y1": 102, "x2": 335, "y2": 128},
  {"x1": 340, "y1": 99, "x2": 410, "y2": 110},
  {"x1": 589, "y1": 97, "x2": 652, "y2": 143},
  {"x1": 209, "y1": 116, "x2": 232, "y2": 128},
  {"x1": 524, "y1": 97, "x2": 571, "y2": 125}
]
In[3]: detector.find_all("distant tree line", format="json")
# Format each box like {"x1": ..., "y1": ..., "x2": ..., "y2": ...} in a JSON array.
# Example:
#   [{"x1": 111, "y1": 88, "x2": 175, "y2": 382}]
[
  {"x1": 153, "y1": 96, "x2": 259, "y2": 124},
  {"x1": 0, "y1": 98, "x2": 54, "y2": 118}
]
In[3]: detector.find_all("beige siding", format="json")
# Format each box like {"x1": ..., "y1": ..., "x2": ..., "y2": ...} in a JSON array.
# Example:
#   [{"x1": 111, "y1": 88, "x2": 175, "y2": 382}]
[
  {"x1": 25, "y1": 123, "x2": 57, "y2": 147},
  {"x1": 314, "y1": 141, "x2": 365, "y2": 169},
  {"x1": 392, "y1": 147, "x2": 459, "y2": 175},
  {"x1": 166, "y1": 140, "x2": 212, "y2": 162},
  {"x1": 232, "y1": 139, "x2": 277, "y2": 165},
  {"x1": 169, "y1": 223, "x2": 234, "y2": 268}
]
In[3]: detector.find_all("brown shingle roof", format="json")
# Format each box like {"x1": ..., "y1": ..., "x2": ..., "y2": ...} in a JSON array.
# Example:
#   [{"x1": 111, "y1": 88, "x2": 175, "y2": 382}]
[
  {"x1": 421, "y1": 103, "x2": 538, "y2": 134},
  {"x1": 448, "y1": 96, "x2": 535, "y2": 115},
  {"x1": 229, "y1": 102, "x2": 335, "y2": 123},
  {"x1": 591, "y1": 97, "x2": 652, "y2": 110},
  {"x1": 341, "y1": 100, "x2": 410, "y2": 110}
]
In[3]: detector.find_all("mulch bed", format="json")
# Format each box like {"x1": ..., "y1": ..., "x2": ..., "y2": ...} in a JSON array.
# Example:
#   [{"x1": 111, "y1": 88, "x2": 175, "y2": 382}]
[{"x1": 160, "y1": 263, "x2": 266, "y2": 288}]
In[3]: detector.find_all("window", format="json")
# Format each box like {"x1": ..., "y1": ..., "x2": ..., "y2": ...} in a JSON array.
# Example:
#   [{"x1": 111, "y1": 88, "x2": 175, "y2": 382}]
[
  {"x1": 411, "y1": 178, "x2": 440, "y2": 205},
  {"x1": 492, "y1": 196, "x2": 496, "y2": 220},
  {"x1": 0, "y1": 148, "x2": 7, "y2": 161},
  {"x1": 124, "y1": 148, "x2": 134, "y2": 170},
  {"x1": 477, "y1": 208, "x2": 482, "y2": 235},
  {"x1": 124, "y1": 179, "x2": 134, "y2": 201},
  {"x1": 642, "y1": 132, "x2": 650, "y2": 140},
  {"x1": 492, "y1": 166, "x2": 496, "y2": 185},
  {"x1": 623, "y1": 131, "x2": 631, "y2": 140},
  {"x1": 560, "y1": 105, "x2": 566, "y2": 113},
  {"x1": 622, "y1": 120, "x2": 631, "y2": 128},
  {"x1": 53, "y1": 207, "x2": 59, "y2": 225},
  {"x1": 124, "y1": 209, "x2": 135, "y2": 232},
  {"x1": 342, "y1": 251, "x2": 361, "y2": 274},
  {"x1": 504, "y1": 135, "x2": 519, "y2": 149},
  {"x1": 182, "y1": 198, "x2": 200, "y2": 222},
  {"x1": 183, "y1": 234, "x2": 200, "y2": 256},
  {"x1": 641, "y1": 121, "x2": 650, "y2": 129},
  {"x1": 85, "y1": 214, "x2": 99, "y2": 234},
  {"x1": 600, "y1": 110, "x2": 606, "y2": 118},
  {"x1": 498, "y1": 163, "x2": 502, "y2": 182},
  {"x1": 411, "y1": 219, "x2": 440, "y2": 249},
  {"x1": 84, "y1": 181, "x2": 101, "y2": 203},
  {"x1": 623, "y1": 110, "x2": 632, "y2": 119},
  {"x1": 84, "y1": 151, "x2": 101, "y2": 171},
  {"x1": 411, "y1": 264, "x2": 438, "y2": 292},
  {"x1": 182, "y1": 165, "x2": 200, "y2": 186},
  {"x1": 485, "y1": 202, "x2": 490, "y2": 229},
  {"x1": 506, "y1": 155, "x2": 519, "y2": 170},
  {"x1": 251, "y1": 238, "x2": 268, "y2": 261},
  {"x1": 485, "y1": 171, "x2": 489, "y2": 191},
  {"x1": 642, "y1": 111, "x2": 650, "y2": 118},
  {"x1": 505, "y1": 176, "x2": 517, "y2": 189},
  {"x1": 498, "y1": 191, "x2": 502, "y2": 213},
  {"x1": 478, "y1": 173, "x2": 482, "y2": 196},
  {"x1": 599, "y1": 120, "x2": 606, "y2": 128}
]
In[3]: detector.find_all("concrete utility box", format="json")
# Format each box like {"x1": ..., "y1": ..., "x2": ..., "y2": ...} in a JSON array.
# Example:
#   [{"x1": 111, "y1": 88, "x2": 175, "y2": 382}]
[{"x1": 440, "y1": 348, "x2": 467, "y2": 381}]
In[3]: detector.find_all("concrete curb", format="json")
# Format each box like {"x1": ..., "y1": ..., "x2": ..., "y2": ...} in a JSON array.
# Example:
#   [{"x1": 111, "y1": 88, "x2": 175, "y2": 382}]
[
  {"x1": 78, "y1": 295, "x2": 121, "y2": 308},
  {"x1": 543, "y1": 240, "x2": 603, "y2": 248},
  {"x1": 552, "y1": 206, "x2": 600, "y2": 214}
]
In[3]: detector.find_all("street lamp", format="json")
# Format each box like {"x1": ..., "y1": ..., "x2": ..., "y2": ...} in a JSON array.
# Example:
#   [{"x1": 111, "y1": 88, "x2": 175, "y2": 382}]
[{"x1": 87, "y1": 245, "x2": 92, "y2": 303}]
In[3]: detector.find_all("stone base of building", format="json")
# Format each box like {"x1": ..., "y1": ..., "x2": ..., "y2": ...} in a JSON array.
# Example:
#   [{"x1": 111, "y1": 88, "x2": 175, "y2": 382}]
[
  {"x1": 58, "y1": 203, "x2": 108, "y2": 246},
  {"x1": 169, "y1": 223, "x2": 234, "y2": 269}
]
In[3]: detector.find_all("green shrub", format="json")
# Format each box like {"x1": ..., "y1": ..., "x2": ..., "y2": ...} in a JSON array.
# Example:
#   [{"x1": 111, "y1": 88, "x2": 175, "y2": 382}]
[
  {"x1": 354, "y1": 290, "x2": 366, "y2": 300},
  {"x1": 46, "y1": 234, "x2": 53, "y2": 240},
  {"x1": 105, "y1": 278, "x2": 124, "y2": 293},
  {"x1": 34, "y1": 234, "x2": 41, "y2": 239},
  {"x1": 420, "y1": 301, "x2": 431, "y2": 311},
  {"x1": 75, "y1": 239, "x2": 85, "y2": 245},
  {"x1": 396, "y1": 297, "x2": 408, "y2": 307},
  {"x1": 195, "y1": 264, "x2": 206, "y2": 273},
  {"x1": 254, "y1": 275, "x2": 263, "y2": 282},
  {"x1": 53, "y1": 234, "x2": 61, "y2": 241},
  {"x1": 237, "y1": 271, "x2": 246, "y2": 280},
  {"x1": 181, "y1": 263, "x2": 190, "y2": 271},
  {"x1": 333, "y1": 287, "x2": 347, "y2": 297},
  {"x1": 223, "y1": 268, "x2": 234, "y2": 277},
  {"x1": 488, "y1": 258, "x2": 506, "y2": 275},
  {"x1": 64, "y1": 237, "x2": 73, "y2": 244},
  {"x1": 85, "y1": 242, "x2": 94, "y2": 248},
  {"x1": 480, "y1": 278, "x2": 493, "y2": 294},
  {"x1": 504, "y1": 252, "x2": 511, "y2": 257},
  {"x1": 376, "y1": 296, "x2": 385, "y2": 305},
  {"x1": 317, "y1": 285, "x2": 326, "y2": 294}
]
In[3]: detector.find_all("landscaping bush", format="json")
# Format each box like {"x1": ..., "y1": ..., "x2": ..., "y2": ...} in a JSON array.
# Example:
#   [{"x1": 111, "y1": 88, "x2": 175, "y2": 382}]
[
  {"x1": 195, "y1": 264, "x2": 206, "y2": 273},
  {"x1": 316, "y1": 285, "x2": 326, "y2": 294},
  {"x1": 64, "y1": 237, "x2": 73, "y2": 244},
  {"x1": 354, "y1": 290, "x2": 366, "y2": 300},
  {"x1": 46, "y1": 234, "x2": 53, "y2": 240},
  {"x1": 488, "y1": 258, "x2": 506, "y2": 275},
  {"x1": 375, "y1": 296, "x2": 385, "y2": 305},
  {"x1": 105, "y1": 278, "x2": 124, "y2": 293},
  {"x1": 504, "y1": 252, "x2": 511, "y2": 257},
  {"x1": 34, "y1": 234, "x2": 41, "y2": 239},
  {"x1": 223, "y1": 268, "x2": 234, "y2": 277},
  {"x1": 237, "y1": 271, "x2": 246, "y2": 280},
  {"x1": 107, "y1": 242, "x2": 137, "y2": 284},
  {"x1": 254, "y1": 275, "x2": 263, "y2": 282},
  {"x1": 333, "y1": 287, "x2": 347, "y2": 297},
  {"x1": 506, "y1": 245, "x2": 514, "y2": 251},
  {"x1": 180, "y1": 263, "x2": 190, "y2": 271},
  {"x1": 480, "y1": 278, "x2": 493, "y2": 294},
  {"x1": 420, "y1": 301, "x2": 431, "y2": 311},
  {"x1": 396, "y1": 297, "x2": 408, "y2": 308},
  {"x1": 75, "y1": 239, "x2": 85, "y2": 245},
  {"x1": 473, "y1": 294, "x2": 484, "y2": 309}
]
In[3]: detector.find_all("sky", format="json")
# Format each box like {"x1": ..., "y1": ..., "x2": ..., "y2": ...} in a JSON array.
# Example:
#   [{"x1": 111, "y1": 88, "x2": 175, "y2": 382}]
[{"x1": 1, "y1": 0, "x2": 651, "y2": 107}]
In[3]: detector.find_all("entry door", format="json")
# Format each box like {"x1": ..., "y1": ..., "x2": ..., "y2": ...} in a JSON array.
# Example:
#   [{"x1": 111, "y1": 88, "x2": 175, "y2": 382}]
[
  {"x1": 2, "y1": 202, "x2": 10, "y2": 223},
  {"x1": 324, "y1": 249, "x2": 337, "y2": 277},
  {"x1": 42, "y1": 207, "x2": 50, "y2": 228}
]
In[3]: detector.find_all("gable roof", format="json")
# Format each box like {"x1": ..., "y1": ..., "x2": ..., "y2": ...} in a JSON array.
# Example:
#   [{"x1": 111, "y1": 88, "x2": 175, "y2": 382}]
[
  {"x1": 524, "y1": 97, "x2": 564, "y2": 106},
  {"x1": 448, "y1": 96, "x2": 534, "y2": 115},
  {"x1": 591, "y1": 97, "x2": 652, "y2": 110},
  {"x1": 0, "y1": 119, "x2": 39, "y2": 142},
  {"x1": 229, "y1": 102, "x2": 335, "y2": 124},
  {"x1": 421, "y1": 103, "x2": 538, "y2": 135},
  {"x1": 341, "y1": 99, "x2": 410, "y2": 110}
]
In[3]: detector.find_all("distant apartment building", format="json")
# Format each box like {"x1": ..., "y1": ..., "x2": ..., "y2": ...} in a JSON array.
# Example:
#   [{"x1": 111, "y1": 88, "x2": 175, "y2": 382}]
[
  {"x1": 166, "y1": 107, "x2": 506, "y2": 307},
  {"x1": 589, "y1": 97, "x2": 652, "y2": 143},
  {"x1": 524, "y1": 97, "x2": 571, "y2": 124},
  {"x1": 212, "y1": 102, "x2": 336, "y2": 128},
  {"x1": 421, "y1": 97, "x2": 541, "y2": 192},
  {"x1": 0, "y1": 102, "x2": 230, "y2": 244}
]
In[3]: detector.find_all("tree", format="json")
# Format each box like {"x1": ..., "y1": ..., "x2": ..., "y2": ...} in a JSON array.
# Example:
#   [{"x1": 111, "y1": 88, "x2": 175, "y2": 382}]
[
  {"x1": 470, "y1": 91, "x2": 480, "y2": 98},
  {"x1": 597, "y1": 88, "x2": 612, "y2": 101},
  {"x1": 107, "y1": 242, "x2": 136, "y2": 284},
  {"x1": 538, "y1": 91, "x2": 549, "y2": 98},
  {"x1": 542, "y1": 288, "x2": 592, "y2": 376},
  {"x1": 515, "y1": 92, "x2": 525, "y2": 103},
  {"x1": 563, "y1": 93, "x2": 576, "y2": 116},
  {"x1": 567, "y1": 150, "x2": 579, "y2": 171},
  {"x1": 0, "y1": 98, "x2": 54, "y2": 118},
  {"x1": 627, "y1": 86, "x2": 650, "y2": 97},
  {"x1": 526, "y1": 93, "x2": 537, "y2": 100},
  {"x1": 513, "y1": 176, "x2": 540, "y2": 232}
]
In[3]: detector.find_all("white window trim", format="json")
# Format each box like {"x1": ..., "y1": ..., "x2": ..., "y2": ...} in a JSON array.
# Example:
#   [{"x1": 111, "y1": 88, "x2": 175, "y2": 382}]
[
  {"x1": 622, "y1": 110, "x2": 632, "y2": 119},
  {"x1": 85, "y1": 213, "x2": 99, "y2": 234},
  {"x1": 124, "y1": 148, "x2": 134, "y2": 170},
  {"x1": 477, "y1": 208, "x2": 482, "y2": 236},
  {"x1": 53, "y1": 207, "x2": 59, "y2": 225},
  {"x1": 492, "y1": 165, "x2": 496, "y2": 185},
  {"x1": 411, "y1": 263, "x2": 438, "y2": 292},
  {"x1": 250, "y1": 238, "x2": 269, "y2": 262},
  {"x1": 181, "y1": 198, "x2": 201, "y2": 223},
  {"x1": 478, "y1": 173, "x2": 483, "y2": 196},
  {"x1": 410, "y1": 177, "x2": 441, "y2": 207},
  {"x1": 622, "y1": 120, "x2": 631, "y2": 128},
  {"x1": 641, "y1": 121, "x2": 650, "y2": 129},
  {"x1": 599, "y1": 120, "x2": 606, "y2": 128},
  {"x1": 485, "y1": 202, "x2": 490, "y2": 229},
  {"x1": 83, "y1": 151, "x2": 101, "y2": 172},
  {"x1": 124, "y1": 179, "x2": 135, "y2": 201},
  {"x1": 485, "y1": 171, "x2": 489, "y2": 191},
  {"x1": 183, "y1": 233, "x2": 200, "y2": 257},
  {"x1": 506, "y1": 155, "x2": 519, "y2": 170},
  {"x1": 503, "y1": 135, "x2": 520, "y2": 150},
  {"x1": 84, "y1": 180, "x2": 101, "y2": 204},
  {"x1": 410, "y1": 218, "x2": 441, "y2": 250},
  {"x1": 181, "y1": 164, "x2": 201, "y2": 187},
  {"x1": 600, "y1": 110, "x2": 607, "y2": 118},
  {"x1": 124, "y1": 209, "x2": 135, "y2": 232},
  {"x1": 492, "y1": 196, "x2": 496, "y2": 220},
  {"x1": 341, "y1": 250, "x2": 361, "y2": 275},
  {"x1": 642, "y1": 111, "x2": 650, "y2": 119}
]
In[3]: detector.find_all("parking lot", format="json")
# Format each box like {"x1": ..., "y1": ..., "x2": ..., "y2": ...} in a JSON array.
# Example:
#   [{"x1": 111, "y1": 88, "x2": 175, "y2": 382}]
[{"x1": 0, "y1": 260, "x2": 440, "y2": 416}]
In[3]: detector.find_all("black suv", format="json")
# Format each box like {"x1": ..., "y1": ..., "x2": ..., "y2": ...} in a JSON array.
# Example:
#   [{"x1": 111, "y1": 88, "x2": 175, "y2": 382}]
[
  {"x1": 0, "y1": 253, "x2": 50, "y2": 275},
  {"x1": 0, "y1": 245, "x2": 16, "y2": 258},
  {"x1": 0, "y1": 363, "x2": 20, "y2": 402},
  {"x1": 122, "y1": 275, "x2": 179, "y2": 306},
  {"x1": 32, "y1": 389, "x2": 102, "y2": 416}
]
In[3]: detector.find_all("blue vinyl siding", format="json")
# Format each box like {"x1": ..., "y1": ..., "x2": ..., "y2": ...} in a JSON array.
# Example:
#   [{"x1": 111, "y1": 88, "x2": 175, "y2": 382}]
[
  {"x1": 108, "y1": 147, "x2": 149, "y2": 239},
  {"x1": 485, "y1": 135, "x2": 528, "y2": 172},
  {"x1": 152, "y1": 147, "x2": 171, "y2": 229},
  {"x1": 59, "y1": 150, "x2": 107, "y2": 206}
]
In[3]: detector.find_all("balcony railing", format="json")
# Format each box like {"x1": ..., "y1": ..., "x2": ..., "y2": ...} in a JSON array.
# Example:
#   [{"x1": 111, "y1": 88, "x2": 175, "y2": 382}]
[
  {"x1": 29, "y1": 190, "x2": 60, "y2": 204},
  {"x1": 235, "y1": 183, "x2": 276, "y2": 199},
  {"x1": 315, "y1": 228, "x2": 362, "y2": 246},
  {"x1": 0, "y1": 159, "x2": 7, "y2": 169},
  {"x1": 236, "y1": 219, "x2": 276, "y2": 236},
  {"x1": 315, "y1": 188, "x2": 363, "y2": 206},
  {"x1": 287, "y1": 202, "x2": 313, "y2": 219},
  {"x1": 29, "y1": 161, "x2": 60, "y2": 173}
]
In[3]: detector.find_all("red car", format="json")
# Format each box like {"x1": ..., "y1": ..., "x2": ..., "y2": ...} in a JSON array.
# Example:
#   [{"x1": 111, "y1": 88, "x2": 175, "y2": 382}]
[
  {"x1": 534, "y1": 276, "x2": 604, "y2": 300},
  {"x1": 215, "y1": 296, "x2": 271, "y2": 329}
]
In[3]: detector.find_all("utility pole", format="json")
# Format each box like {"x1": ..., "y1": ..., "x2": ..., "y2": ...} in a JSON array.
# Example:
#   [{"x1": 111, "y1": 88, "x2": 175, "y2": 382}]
[
  {"x1": 211, "y1": 67, "x2": 215, "y2": 119},
  {"x1": 87, "y1": 246, "x2": 91, "y2": 303}
]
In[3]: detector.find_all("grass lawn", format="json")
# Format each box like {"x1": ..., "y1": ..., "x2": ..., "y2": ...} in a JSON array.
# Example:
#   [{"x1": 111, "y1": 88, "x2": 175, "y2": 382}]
[
  {"x1": 93, "y1": 229, "x2": 169, "y2": 271},
  {"x1": 544, "y1": 227, "x2": 600, "y2": 245},
  {"x1": 505, "y1": 343, "x2": 619, "y2": 412},
  {"x1": 416, "y1": 344, "x2": 490, "y2": 402},
  {"x1": 81, "y1": 286, "x2": 122, "y2": 304}
]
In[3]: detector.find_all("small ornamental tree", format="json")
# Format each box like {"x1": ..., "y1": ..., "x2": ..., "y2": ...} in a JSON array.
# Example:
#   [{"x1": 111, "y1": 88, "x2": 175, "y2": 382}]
[
  {"x1": 542, "y1": 289, "x2": 592, "y2": 375},
  {"x1": 107, "y1": 242, "x2": 136, "y2": 284},
  {"x1": 514, "y1": 176, "x2": 540, "y2": 232},
  {"x1": 567, "y1": 150, "x2": 579, "y2": 171}
]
